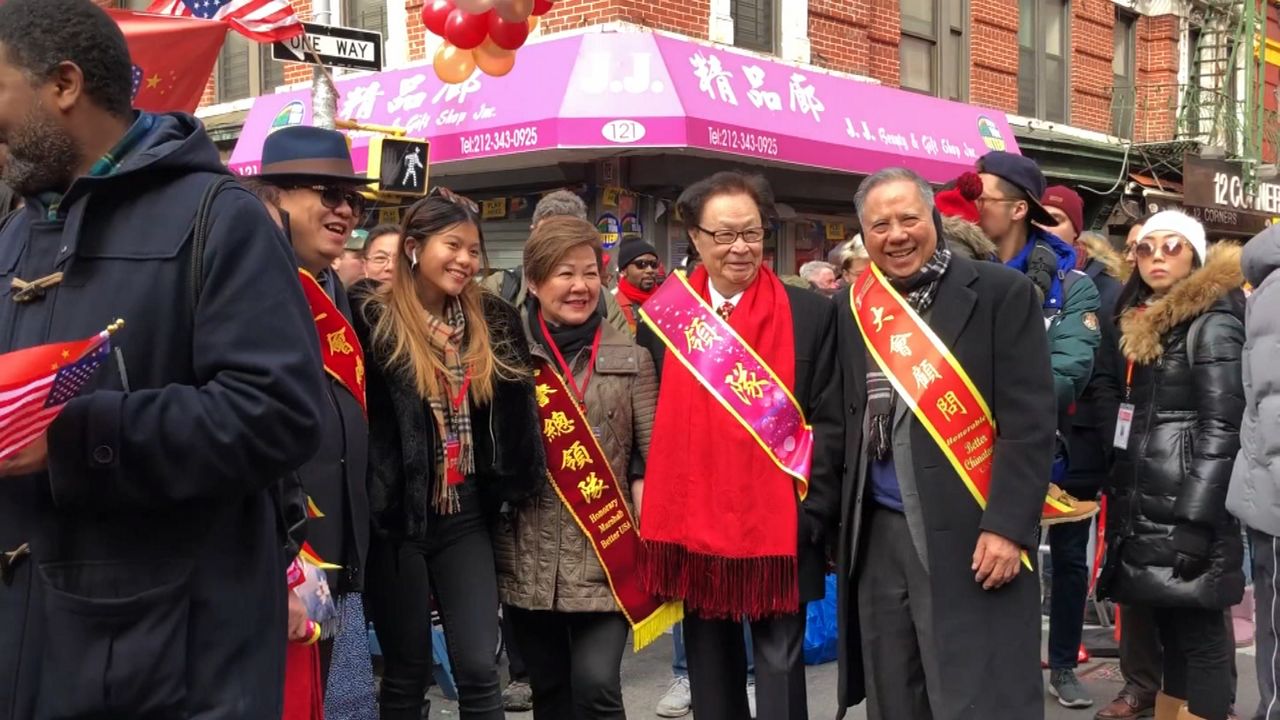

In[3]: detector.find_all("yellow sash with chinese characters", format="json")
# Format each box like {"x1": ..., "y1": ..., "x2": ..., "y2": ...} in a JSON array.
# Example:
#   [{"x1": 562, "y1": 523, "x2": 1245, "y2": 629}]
[
  {"x1": 299, "y1": 270, "x2": 367, "y2": 415},
  {"x1": 533, "y1": 359, "x2": 682, "y2": 651},
  {"x1": 852, "y1": 265, "x2": 1070, "y2": 569}
]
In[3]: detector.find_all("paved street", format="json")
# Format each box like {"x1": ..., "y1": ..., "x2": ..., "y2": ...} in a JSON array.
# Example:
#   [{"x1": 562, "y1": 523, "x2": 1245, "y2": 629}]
[{"x1": 425, "y1": 622, "x2": 1264, "y2": 719}]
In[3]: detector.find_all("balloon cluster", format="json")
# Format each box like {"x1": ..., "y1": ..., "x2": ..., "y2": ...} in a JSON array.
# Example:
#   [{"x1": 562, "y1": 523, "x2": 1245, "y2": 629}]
[{"x1": 423, "y1": 0, "x2": 556, "y2": 83}]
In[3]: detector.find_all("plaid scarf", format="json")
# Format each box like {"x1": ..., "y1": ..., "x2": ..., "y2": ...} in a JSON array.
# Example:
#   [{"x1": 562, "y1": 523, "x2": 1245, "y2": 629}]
[
  {"x1": 424, "y1": 298, "x2": 474, "y2": 515},
  {"x1": 40, "y1": 112, "x2": 156, "y2": 220},
  {"x1": 866, "y1": 241, "x2": 953, "y2": 459}
]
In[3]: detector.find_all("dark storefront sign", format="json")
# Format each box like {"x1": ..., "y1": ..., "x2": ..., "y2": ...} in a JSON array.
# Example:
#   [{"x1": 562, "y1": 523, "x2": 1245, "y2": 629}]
[{"x1": 1183, "y1": 156, "x2": 1278, "y2": 237}]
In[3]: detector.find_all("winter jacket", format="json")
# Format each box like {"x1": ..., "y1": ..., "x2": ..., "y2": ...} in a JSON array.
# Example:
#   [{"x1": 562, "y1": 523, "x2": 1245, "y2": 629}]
[
  {"x1": 0, "y1": 113, "x2": 325, "y2": 719},
  {"x1": 1228, "y1": 225, "x2": 1280, "y2": 537},
  {"x1": 941, "y1": 215, "x2": 997, "y2": 261},
  {"x1": 354, "y1": 290, "x2": 546, "y2": 541},
  {"x1": 494, "y1": 321, "x2": 657, "y2": 612},
  {"x1": 1103, "y1": 243, "x2": 1246, "y2": 610},
  {"x1": 1063, "y1": 259, "x2": 1125, "y2": 490}
]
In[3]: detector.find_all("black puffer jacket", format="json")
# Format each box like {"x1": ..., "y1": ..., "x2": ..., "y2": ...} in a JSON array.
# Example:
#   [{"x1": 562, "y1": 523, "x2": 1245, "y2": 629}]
[{"x1": 1103, "y1": 243, "x2": 1246, "y2": 610}]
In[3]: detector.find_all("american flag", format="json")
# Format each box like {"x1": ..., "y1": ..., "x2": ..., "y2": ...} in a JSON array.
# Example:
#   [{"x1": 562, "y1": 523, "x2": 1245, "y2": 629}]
[
  {"x1": 145, "y1": 0, "x2": 304, "y2": 43},
  {"x1": 0, "y1": 332, "x2": 113, "y2": 461}
]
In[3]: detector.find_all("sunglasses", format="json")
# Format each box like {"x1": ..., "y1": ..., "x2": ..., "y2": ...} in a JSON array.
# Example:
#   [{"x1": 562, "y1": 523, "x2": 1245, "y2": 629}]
[
  {"x1": 629, "y1": 260, "x2": 659, "y2": 270},
  {"x1": 429, "y1": 186, "x2": 480, "y2": 215},
  {"x1": 286, "y1": 184, "x2": 369, "y2": 216},
  {"x1": 1134, "y1": 237, "x2": 1188, "y2": 259}
]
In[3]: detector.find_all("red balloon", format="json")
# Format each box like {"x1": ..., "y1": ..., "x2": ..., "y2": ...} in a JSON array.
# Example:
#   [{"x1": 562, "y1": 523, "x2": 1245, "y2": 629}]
[
  {"x1": 421, "y1": 0, "x2": 455, "y2": 37},
  {"x1": 487, "y1": 13, "x2": 529, "y2": 51},
  {"x1": 531, "y1": 0, "x2": 555, "y2": 16},
  {"x1": 444, "y1": 8, "x2": 490, "y2": 50}
]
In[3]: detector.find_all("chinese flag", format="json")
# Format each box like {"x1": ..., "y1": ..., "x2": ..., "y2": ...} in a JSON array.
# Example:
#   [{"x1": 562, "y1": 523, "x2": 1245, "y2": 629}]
[{"x1": 108, "y1": 10, "x2": 228, "y2": 114}]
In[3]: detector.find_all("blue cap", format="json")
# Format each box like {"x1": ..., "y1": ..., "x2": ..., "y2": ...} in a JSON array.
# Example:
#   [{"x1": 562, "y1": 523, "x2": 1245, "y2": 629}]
[{"x1": 977, "y1": 151, "x2": 1056, "y2": 226}]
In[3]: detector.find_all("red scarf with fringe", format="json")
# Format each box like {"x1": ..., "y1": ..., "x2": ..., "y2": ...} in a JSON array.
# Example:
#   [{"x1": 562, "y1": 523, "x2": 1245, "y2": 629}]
[{"x1": 639, "y1": 265, "x2": 799, "y2": 619}]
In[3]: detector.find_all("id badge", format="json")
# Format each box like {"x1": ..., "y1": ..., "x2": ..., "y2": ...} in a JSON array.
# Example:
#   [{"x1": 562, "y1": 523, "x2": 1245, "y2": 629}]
[
  {"x1": 1113, "y1": 403, "x2": 1135, "y2": 449},
  {"x1": 445, "y1": 433, "x2": 464, "y2": 486}
]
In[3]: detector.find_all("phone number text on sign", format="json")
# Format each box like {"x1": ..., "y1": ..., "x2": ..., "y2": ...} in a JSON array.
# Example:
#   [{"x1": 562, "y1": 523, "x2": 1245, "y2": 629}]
[
  {"x1": 459, "y1": 126, "x2": 541, "y2": 156},
  {"x1": 707, "y1": 126, "x2": 779, "y2": 157}
]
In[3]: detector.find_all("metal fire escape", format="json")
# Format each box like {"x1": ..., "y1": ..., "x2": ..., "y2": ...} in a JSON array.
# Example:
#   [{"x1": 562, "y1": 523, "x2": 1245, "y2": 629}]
[{"x1": 1113, "y1": 0, "x2": 1273, "y2": 194}]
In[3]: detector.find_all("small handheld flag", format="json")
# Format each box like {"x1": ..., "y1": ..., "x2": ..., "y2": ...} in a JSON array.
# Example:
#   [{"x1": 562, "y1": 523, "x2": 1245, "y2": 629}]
[{"x1": 0, "y1": 321, "x2": 123, "y2": 461}]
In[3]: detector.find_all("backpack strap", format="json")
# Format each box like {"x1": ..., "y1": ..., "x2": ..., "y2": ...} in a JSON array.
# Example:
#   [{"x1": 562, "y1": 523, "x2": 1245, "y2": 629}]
[
  {"x1": 1185, "y1": 313, "x2": 1210, "y2": 368},
  {"x1": 1044, "y1": 268, "x2": 1085, "y2": 320},
  {"x1": 189, "y1": 176, "x2": 237, "y2": 315}
]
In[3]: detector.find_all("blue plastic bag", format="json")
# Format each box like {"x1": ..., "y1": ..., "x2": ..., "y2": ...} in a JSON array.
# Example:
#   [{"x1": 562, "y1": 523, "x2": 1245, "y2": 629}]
[{"x1": 803, "y1": 574, "x2": 839, "y2": 665}]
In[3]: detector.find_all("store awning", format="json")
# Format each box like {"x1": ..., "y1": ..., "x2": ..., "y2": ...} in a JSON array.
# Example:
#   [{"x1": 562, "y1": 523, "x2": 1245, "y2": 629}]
[{"x1": 228, "y1": 28, "x2": 1021, "y2": 183}]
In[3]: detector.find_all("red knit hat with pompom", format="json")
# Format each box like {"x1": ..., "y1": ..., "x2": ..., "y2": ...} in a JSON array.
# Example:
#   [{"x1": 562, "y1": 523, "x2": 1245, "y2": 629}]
[{"x1": 935, "y1": 172, "x2": 983, "y2": 224}]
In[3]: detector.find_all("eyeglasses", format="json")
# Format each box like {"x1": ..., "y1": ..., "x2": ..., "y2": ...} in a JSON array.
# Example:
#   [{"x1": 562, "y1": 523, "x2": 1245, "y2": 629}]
[
  {"x1": 429, "y1": 186, "x2": 480, "y2": 215},
  {"x1": 365, "y1": 253, "x2": 394, "y2": 268},
  {"x1": 696, "y1": 225, "x2": 770, "y2": 245},
  {"x1": 975, "y1": 195, "x2": 1020, "y2": 209},
  {"x1": 629, "y1": 259, "x2": 659, "y2": 270},
  {"x1": 1134, "y1": 237, "x2": 1188, "y2": 259},
  {"x1": 285, "y1": 185, "x2": 369, "y2": 216}
]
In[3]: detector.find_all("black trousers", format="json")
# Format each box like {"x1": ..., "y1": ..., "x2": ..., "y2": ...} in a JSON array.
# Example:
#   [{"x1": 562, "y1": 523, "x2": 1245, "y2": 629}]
[
  {"x1": 502, "y1": 605, "x2": 529, "y2": 681},
  {"x1": 684, "y1": 609, "x2": 807, "y2": 720},
  {"x1": 1120, "y1": 604, "x2": 1238, "y2": 708},
  {"x1": 506, "y1": 608, "x2": 629, "y2": 720},
  {"x1": 364, "y1": 486, "x2": 503, "y2": 720},
  {"x1": 1152, "y1": 606, "x2": 1235, "y2": 720}
]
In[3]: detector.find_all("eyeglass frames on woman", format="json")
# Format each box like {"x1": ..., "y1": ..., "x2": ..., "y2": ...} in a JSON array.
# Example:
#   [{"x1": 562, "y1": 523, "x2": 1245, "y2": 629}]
[
  {"x1": 429, "y1": 185, "x2": 480, "y2": 215},
  {"x1": 695, "y1": 225, "x2": 770, "y2": 245},
  {"x1": 1134, "y1": 237, "x2": 1188, "y2": 259},
  {"x1": 286, "y1": 185, "x2": 369, "y2": 216}
]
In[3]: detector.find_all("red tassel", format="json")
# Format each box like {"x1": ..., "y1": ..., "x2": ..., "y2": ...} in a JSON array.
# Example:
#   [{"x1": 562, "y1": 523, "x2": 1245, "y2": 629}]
[{"x1": 638, "y1": 540, "x2": 799, "y2": 619}]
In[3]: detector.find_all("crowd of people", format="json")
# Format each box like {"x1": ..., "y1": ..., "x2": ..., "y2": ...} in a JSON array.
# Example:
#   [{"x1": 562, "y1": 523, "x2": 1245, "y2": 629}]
[{"x1": 3, "y1": 3, "x2": 1280, "y2": 720}]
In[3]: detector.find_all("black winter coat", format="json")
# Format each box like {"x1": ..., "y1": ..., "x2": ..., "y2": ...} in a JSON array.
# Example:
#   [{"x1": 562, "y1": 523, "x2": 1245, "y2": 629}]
[
  {"x1": 354, "y1": 288, "x2": 546, "y2": 541},
  {"x1": 1103, "y1": 243, "x2": 1247, "y2": 610},
  {"x1": 1064, "y1": 261, "x2": 1125, "y2": 490},
  {"x1": 0, "y1": 113, "x2": 325, "y2": 719}
]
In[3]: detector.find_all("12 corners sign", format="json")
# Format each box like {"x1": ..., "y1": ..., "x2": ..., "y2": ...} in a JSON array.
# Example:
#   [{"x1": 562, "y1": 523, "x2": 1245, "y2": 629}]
[{"x1": 273, "y1": 23, "x2": 383, "y2": 72}]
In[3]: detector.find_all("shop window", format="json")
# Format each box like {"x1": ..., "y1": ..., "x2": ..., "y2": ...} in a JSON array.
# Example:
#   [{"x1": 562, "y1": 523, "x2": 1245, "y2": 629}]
[
  {"x1": 732, "y1": 0, "x2": 775, "y2": 54},
  {"x1": 345, "y1": 0, "x2": 389, "y2": 39},
  {"x1": 1017, "y1": 0, "x2": 1069, "y2": 123},
  {"x1": 899, "y1": 0, "x2": 968, "y2": 101},
  {"x1": 261, "y1": 43, "x2": 285, "y2": 93},
  {"x1": 1111, "y1": 10, "x2": 1136, "y2": 137}
]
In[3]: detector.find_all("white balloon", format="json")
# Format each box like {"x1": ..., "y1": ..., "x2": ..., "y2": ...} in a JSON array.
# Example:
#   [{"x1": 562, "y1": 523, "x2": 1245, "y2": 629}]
[{"x1": 453, "y1": 0, "x2": 495, "y2": 13}]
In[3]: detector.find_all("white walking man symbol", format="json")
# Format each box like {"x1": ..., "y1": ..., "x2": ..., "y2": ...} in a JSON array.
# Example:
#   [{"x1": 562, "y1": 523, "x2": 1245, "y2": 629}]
[{"x1": 400, "y1": 147, "x2": 424, "y2": 187}]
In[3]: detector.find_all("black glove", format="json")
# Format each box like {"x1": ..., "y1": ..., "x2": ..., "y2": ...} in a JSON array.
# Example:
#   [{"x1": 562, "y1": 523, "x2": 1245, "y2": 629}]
[{"x1": 1171, "y1": 524, "x2": 1213, "y2": 581}]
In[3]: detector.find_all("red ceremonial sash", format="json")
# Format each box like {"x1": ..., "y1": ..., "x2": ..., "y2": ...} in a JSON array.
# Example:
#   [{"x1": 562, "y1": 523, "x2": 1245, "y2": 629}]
[
  {"x1": 852, "y1": 264, "x2": 1070, "y2": 569},
  {"x1": 299, "y1": 270, "x2": 367, "y2": 415},
  {"x1": 534, "y1": 359, "x2": 683, "y2": 650},
  {"x1": 636, "y1": 271, "x2": 812, "y2": 499}
]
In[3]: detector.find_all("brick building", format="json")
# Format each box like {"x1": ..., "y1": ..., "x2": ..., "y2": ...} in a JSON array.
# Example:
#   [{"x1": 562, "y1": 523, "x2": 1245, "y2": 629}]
[{"x1": 101, "y1": 0, "x2": 1273, "y2": 256}]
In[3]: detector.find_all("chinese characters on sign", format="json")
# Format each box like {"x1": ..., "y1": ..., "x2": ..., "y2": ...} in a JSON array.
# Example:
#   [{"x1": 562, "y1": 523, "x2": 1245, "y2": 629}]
[
  {"x1": 871, "y1": 307, "x2": 894, "y2": 333},
  {"x1": 536, "y1": 383, "x2": 557, "y2": 408},
  {"x1": 912, "y1": 359, "x2": 943, "y2": 391},
  {"x1": 578, "y1": 472, "x2": 608, "y2": 503},
  {"x1": 889, "y1": 333, "x2": 913, "y2": 358},
  {"x1": 562, "y1": 441, "x2": 593, "y2": 472},
  {"x1": 327, "y1": 328, "x2": 355, "y2": 355},
  {"x1": 937, "y1": 391, "x2": 967, "y2": 422},
  {"x1": 685, "y1": 316, "x2": 723, "y2": 354},
  {"x1": 690, "y1": 51, "x2": 825, "y2": 124},
  {"x1": 544, "y1": 411, "x2": 577, "y2": 440}
]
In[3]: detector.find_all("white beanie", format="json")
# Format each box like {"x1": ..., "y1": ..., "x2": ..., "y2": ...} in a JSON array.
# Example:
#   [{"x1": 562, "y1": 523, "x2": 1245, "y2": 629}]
[{"x1": 1138, "y1": 210, "x2": 1207, "y2": 265}]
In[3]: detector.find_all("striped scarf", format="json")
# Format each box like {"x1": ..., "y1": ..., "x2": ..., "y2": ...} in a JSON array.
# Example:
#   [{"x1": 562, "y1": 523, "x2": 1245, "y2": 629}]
[
  {"x1": 424, "y1": 298, "x2": 474, "y2": 515},
  {"x1": 866, "y1": 241, "x2": 952, "y2": 459}
]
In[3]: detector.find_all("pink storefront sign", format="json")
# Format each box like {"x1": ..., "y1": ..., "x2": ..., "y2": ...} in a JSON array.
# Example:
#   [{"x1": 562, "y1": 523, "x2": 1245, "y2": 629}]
[{"x1": 227, "y1": 30, "x2": 1020, "y2": 182}]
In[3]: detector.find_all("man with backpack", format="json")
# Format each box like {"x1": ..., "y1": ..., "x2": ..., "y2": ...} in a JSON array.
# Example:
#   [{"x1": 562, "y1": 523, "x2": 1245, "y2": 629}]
[
  {"x1": 976, "y1": 153, "x2": 1102, "y2": 709},
  {"x1": 0, "y1": 1, "x2": 325, "y2": 717}
]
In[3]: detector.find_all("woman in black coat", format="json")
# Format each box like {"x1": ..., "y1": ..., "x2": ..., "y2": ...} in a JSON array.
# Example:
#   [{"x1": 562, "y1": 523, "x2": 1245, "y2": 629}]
[
  {"x1": 1103, "y1": 211, "x2": 1245, "y2": 720},
  {"x1": 354, "y1": 191, "x2": 545, "y2": 720}
]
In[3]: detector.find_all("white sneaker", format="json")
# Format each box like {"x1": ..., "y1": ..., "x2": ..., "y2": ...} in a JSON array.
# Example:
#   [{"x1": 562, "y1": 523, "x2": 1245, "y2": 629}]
[
  {"x1": 747, "y1": 679, "x2": 757, "y2": 718},
  {"x1": 655, "y1": 676, "x2": 692, "y2": 718}
]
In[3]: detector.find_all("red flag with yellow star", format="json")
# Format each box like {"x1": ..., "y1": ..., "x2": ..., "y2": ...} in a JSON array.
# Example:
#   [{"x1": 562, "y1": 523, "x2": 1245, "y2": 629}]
[{"x1": 108, "y1": 10, "x2": 228, "y2": 114}]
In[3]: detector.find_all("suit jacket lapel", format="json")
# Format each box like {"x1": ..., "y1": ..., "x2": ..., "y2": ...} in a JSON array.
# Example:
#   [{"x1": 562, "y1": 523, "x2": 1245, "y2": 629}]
[{"x1": 928, "y1": 255, "x2": 979, "y2": 350}]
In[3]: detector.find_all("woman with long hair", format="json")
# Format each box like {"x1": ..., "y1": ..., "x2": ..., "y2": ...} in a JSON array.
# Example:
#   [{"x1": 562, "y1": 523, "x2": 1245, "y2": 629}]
[
  {"x1": 494, "y1": 216, "x2": 663, "y2": 719},
  {"x1": 1101, "y1": 210, "x2": 1246, "y2": 720},
  {"x1": 354, "y1": 189, "x2": 545, "y2": 720}
]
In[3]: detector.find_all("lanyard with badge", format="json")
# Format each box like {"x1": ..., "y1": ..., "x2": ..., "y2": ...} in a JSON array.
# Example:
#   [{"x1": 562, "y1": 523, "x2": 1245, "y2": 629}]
[
  {"x1": 444, "y1": 370, "x2": 471, "y2": 486},
  {"x1": 538, "y1": 311, "x2": 604, "y2": 435},
  {"x1": 1114, "y1": 360, "x2": 1137, "y2": 450}
]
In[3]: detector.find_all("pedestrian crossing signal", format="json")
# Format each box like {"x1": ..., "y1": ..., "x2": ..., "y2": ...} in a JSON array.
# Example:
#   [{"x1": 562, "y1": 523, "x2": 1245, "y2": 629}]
[{"x1": 368, "y1": 137, "x2": 429, "y2": 196}]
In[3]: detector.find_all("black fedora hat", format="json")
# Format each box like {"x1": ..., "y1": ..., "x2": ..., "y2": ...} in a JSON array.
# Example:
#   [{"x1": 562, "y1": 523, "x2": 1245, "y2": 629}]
[{"x1": 257, "y1": 126, "x2": 372, "y2": 185}]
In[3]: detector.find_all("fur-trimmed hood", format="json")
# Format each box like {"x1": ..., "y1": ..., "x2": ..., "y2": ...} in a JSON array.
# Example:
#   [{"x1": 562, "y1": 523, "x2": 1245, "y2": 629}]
[
  {"x1": 1119, "y1": 242, "x2": 1244, "y2": 364},
  {"x1": 941, "y1": 215, "x2": 997, "y2": 261}
]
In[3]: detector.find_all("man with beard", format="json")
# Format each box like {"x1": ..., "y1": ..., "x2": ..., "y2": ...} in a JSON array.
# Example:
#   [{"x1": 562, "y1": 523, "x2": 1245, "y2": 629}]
[
  {"x1": 613, "y1": 238, "x2": 660, "y2": 333},
  {"x1": 0, "y1": 1, "x2": 325, "y2": 718}
]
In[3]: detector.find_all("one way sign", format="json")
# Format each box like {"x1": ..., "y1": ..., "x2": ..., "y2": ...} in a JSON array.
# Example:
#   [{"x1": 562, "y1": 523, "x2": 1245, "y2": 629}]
[{"x1": 272, "y1": 22, "x2": 383, "y2": 72}]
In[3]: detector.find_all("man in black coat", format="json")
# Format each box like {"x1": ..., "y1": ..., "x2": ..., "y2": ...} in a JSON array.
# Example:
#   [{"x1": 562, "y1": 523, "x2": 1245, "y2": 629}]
[
  {"x1": 836, "y1": 167, "x2": 1056, "y2": 720},
  {"x1": 0, "y1": 2, "x2": 325, "y2": 717}
]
